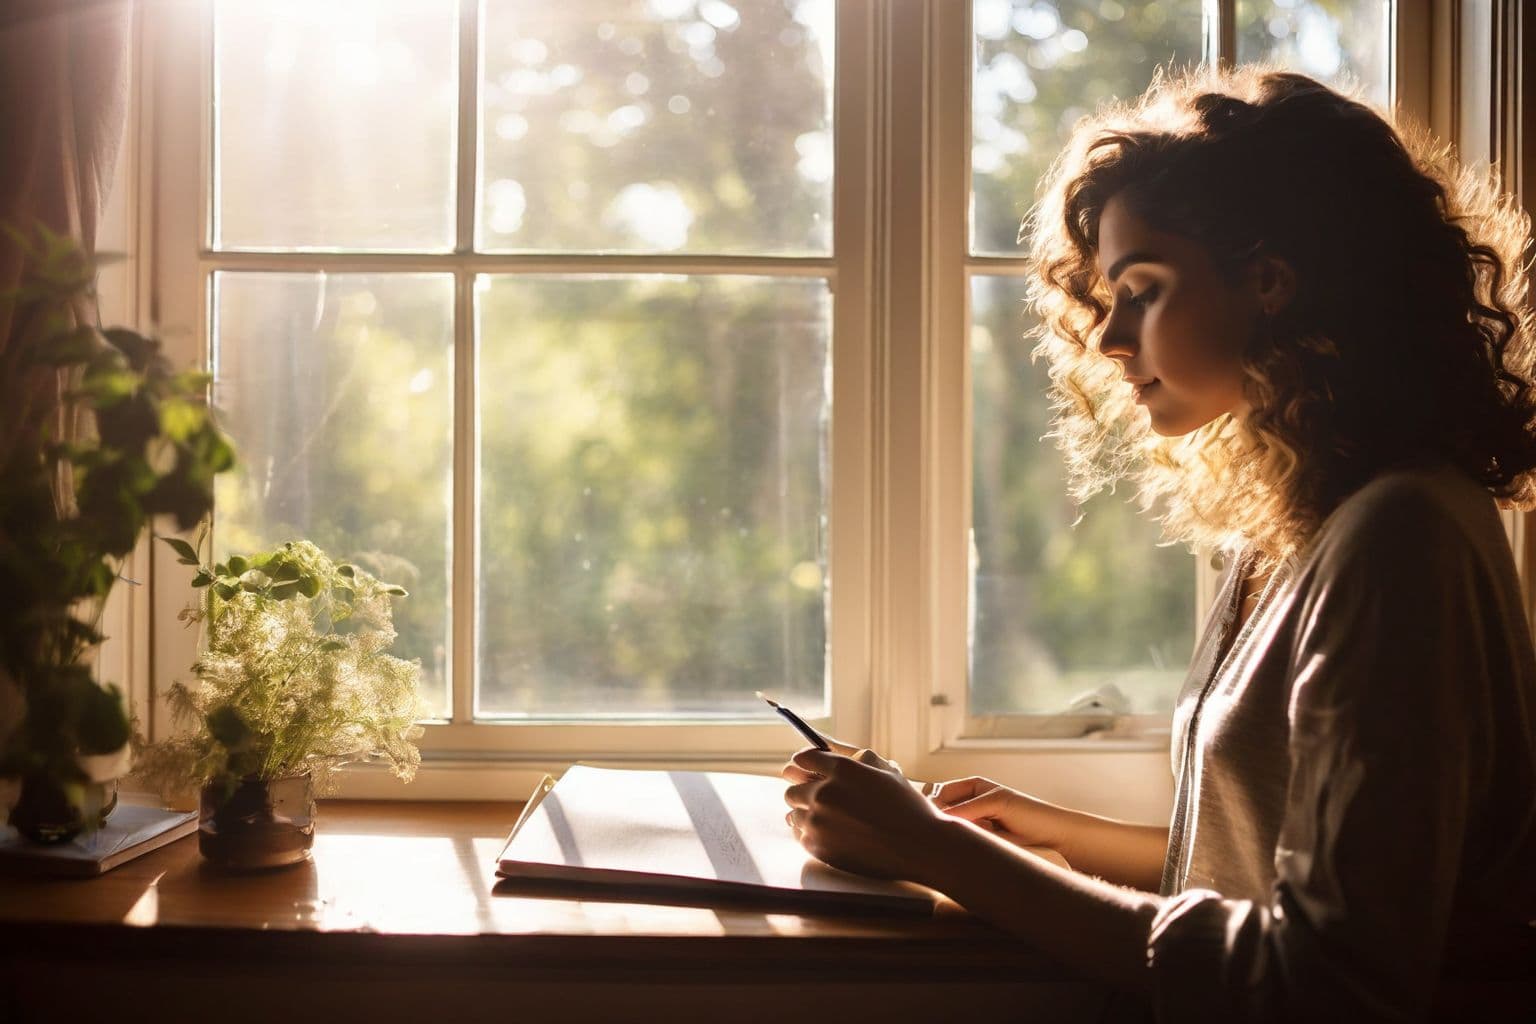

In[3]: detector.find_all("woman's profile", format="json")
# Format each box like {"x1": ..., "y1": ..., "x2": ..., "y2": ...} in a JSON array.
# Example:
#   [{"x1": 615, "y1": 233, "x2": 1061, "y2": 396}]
[{"x1": 782, "y1": 66, "x2": 1536, "y2": 1020}]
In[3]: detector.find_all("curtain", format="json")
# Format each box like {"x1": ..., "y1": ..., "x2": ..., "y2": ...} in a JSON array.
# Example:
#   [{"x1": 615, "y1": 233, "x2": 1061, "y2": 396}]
[{"x1": 0, "y1": 0, "x2": 134, "y2": 759}]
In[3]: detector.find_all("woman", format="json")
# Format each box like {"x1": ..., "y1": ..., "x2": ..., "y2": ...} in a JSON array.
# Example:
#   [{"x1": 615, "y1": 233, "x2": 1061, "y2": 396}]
[{"x1": 782, "y1": 68, "x2": 1536, "y2": 1020}]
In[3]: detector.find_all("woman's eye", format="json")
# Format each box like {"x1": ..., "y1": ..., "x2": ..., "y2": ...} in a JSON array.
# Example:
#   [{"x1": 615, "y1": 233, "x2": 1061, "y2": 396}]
[{"x1": 1124, "y1": 285, "x2": 1158, "y2": 309}]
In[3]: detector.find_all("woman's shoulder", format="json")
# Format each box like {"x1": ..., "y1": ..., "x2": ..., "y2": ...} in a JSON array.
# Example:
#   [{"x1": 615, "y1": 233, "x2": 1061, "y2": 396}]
[{"x1": 1312, "y1": 460, "x2": 1502, "y2": 563}]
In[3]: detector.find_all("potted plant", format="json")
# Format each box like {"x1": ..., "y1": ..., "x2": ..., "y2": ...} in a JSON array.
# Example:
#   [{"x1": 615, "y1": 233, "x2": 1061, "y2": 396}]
[
  {"x1": 134, "y1": 535, "x2": 424, "y2": 869},
  {"x1": 0, "y1": 227, "x2": 234, "y2": 843}
]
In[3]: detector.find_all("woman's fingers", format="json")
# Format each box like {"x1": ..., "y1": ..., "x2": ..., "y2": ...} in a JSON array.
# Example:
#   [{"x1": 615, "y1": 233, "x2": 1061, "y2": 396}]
[
  {"x1": 780, "y1": 762, "x2": 820, "y2": 785},
  {"x1": 783, "y1": 779, "x2": 817, "y2": 810},
  {"x1": 928, "y1": 776, "x2": 995, "y2": 808},
  {"x1": 790, "y1": 747, "x2": 842, "y2": 777},
  {"x1": 938, "y1": 787, "x2": 1013, "y2": 824}
]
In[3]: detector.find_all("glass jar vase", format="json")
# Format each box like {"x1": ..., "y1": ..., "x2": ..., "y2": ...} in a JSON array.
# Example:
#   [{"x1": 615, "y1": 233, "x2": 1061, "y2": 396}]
[{"x1": 198, "y1": 772, "x2": 315, "y2": 869}]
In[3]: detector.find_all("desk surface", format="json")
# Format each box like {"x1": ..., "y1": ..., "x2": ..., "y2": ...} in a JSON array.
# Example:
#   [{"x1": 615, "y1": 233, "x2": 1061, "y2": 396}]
[
  {"x1": 0, "y1": 800, "x2": 1108, "y2": 1021},
  {"x1": 0, "y1": 799, "x2": 1049, "y2": 963}
]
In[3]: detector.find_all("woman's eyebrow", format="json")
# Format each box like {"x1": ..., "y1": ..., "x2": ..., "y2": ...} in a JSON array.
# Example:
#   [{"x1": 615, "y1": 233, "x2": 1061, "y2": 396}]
[{"x1": 1103, "y1": 251, "x2": 1166, "y2": 282}]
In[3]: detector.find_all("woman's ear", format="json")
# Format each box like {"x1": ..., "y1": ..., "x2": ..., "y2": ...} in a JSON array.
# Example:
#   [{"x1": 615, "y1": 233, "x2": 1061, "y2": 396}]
[{"x1": 1254, "y1": 252, "x2": 1297, "y2": 315}]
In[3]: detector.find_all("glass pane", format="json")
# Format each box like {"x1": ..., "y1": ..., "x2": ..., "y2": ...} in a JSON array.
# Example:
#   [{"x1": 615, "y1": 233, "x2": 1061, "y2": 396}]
[
  {"x1": 969, "y1": 276, "x2": 1194, "y2": 716},
  {"x1": 971, "y1": 0, "x2": 1205, "y2": 255},
  {"x1": 1237, "y1": 1, "x2": 1392, "y2": 109},
  {"x1": 213, "y1": 0, "x2": 457, "y2": 251},
  {"x1": 476, "y1": 275, "x2": 829, "y2": 718},
  {"x1": 213, "y1": 273, "x2": 454, "y2": 719},
  {"x1": 478, "y1": 0, "x2": 833, "y2": 255}
]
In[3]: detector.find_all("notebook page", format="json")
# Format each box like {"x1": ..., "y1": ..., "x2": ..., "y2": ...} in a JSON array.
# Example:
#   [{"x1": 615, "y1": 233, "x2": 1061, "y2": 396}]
[{"x1": 500, "y1": 765, "x2": 930, "y2": 903}]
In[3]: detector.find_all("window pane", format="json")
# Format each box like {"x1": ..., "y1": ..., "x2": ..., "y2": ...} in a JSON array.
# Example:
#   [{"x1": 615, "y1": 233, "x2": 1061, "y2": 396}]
[
  {"x1": 1236, "y1": 1, "x2": 1392, "y2": 109},
  {"x1": 969, "y1": 276, "x2": 1194, "y2": 716},
  {"x1": 476, "y1": 275, "x2": 829, "y2": 718},
  {"x1": 971, "y1": 0, "x2": 1204, "y2": 255},
  {"x1": 478, "y1": 0, "x2": 833, "y2": 255},
  {"x1": 213, "y1": 273, "x2": 454, "y2": 719},
  {"x1": 213, "y1": 0, "x2": 457, "y2": 251}
]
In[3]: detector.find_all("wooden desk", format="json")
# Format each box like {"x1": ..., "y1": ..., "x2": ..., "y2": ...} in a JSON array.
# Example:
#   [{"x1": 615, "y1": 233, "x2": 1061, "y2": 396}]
[{"x1": 0, "y1": 800, "x2": 1111, "y2": 1023}]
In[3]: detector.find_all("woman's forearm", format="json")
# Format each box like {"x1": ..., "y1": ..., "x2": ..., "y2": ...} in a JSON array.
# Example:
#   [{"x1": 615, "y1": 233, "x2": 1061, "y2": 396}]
[
  {"x1": 923, "y1": 817, "x2": 1163, "y2": 997},
  {"x1": 1051, "y1": 813, "x2": 1170, "y2": 892}
]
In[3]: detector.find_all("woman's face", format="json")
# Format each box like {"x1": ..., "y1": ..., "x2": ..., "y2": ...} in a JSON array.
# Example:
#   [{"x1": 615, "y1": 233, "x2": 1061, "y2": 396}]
[{"x1": 1093, "y1": 194, "x2": 1265, "y2": 436}]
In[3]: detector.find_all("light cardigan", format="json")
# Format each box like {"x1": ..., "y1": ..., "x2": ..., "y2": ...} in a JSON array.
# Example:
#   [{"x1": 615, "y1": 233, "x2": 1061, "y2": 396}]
[{"x1": 1147, "y1": 460, "x2": 1536, "y2": 1020}]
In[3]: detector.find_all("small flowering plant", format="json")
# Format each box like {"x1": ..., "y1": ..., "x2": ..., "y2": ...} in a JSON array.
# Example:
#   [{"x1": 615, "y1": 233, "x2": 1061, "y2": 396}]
[{"x1": 134, "y1": 534, "x2": 424, "y2": 804}]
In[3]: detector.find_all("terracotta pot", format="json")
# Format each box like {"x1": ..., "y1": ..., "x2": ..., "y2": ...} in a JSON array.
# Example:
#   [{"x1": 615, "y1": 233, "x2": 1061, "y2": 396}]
[{"x1": 198, "y1": 772, "x2": 316, "y2": 869}]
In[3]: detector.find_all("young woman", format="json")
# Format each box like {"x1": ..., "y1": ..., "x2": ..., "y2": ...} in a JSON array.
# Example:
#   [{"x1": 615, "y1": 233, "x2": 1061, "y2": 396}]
[{"x1": 781, "y1": 68, "x2": 1536, "y2": 1020}]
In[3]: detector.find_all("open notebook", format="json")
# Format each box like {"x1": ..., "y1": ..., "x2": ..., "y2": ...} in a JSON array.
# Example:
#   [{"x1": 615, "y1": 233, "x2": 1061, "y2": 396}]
[{"x1": 495, "y1": 766, "x2": 936, "y2": 915}]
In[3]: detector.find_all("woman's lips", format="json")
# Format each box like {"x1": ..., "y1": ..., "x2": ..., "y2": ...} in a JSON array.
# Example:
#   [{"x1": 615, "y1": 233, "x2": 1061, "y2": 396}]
[{"x1": 1133, "y1": 380, "x2": 1159, "y2": 403}]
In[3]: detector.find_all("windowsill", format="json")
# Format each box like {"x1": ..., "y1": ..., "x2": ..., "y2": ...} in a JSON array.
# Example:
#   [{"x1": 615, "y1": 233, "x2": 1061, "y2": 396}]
[{"x1": 0, "y1": 797, "x2": 1107, "y2": 1018}]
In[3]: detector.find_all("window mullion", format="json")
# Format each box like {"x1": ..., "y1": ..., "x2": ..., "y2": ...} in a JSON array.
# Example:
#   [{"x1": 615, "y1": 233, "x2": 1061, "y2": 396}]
[
  {"x1": 450, "y1": 0, "x2": 480, "y2": 725},
  {"x1": 1212, "y1": 0, "x2": 1237, "y2": 68},
  {"x1": 456, "y1": 0, "x2": 479, "y2": 255},
  {"x1": 452, "y1": 267, "x2": 477, "y2": 726}
]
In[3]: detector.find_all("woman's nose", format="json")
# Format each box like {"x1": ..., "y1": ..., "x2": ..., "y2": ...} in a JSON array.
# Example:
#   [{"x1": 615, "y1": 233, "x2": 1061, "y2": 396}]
[{"x1": 1096, "y1": 306, "x2": 1138, "y2": 360}]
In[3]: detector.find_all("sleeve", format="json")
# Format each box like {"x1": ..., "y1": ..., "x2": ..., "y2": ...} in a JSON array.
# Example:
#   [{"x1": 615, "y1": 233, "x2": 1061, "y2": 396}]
[{"x1": 1145, "y1": 488, "x2": 1486, "y2": 1022}]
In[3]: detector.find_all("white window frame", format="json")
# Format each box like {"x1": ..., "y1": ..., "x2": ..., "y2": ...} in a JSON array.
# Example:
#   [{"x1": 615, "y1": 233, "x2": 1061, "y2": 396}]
[
  {"x1": 143, "y1": 0, "x2": 876, "y2": 797},
  {"x1": 122, "y1": 0, "x2": 1477, "y2": 817}
]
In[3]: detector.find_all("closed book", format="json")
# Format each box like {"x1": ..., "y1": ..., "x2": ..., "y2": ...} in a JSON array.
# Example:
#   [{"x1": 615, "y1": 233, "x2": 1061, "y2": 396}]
[{"x1": 0, "y1": 802, "x2": 197, "y2": 878}]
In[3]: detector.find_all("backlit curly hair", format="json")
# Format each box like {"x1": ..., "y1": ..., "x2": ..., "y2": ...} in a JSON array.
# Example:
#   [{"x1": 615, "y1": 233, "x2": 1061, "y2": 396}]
[{"x1": 1026, "y1": 65, "x2": 1536, "y2": 574}]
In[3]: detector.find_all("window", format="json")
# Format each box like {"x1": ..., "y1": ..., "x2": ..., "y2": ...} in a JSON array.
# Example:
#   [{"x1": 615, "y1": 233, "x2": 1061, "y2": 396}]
[{"x1": 143, "y1": 1, "x2": 1416, "y2": 805}]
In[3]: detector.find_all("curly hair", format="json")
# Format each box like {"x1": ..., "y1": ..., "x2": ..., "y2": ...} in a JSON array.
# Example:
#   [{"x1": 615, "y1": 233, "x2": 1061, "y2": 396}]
[{"x1": 1026, "y1": 65, "x2": 1536, "y2": 573}]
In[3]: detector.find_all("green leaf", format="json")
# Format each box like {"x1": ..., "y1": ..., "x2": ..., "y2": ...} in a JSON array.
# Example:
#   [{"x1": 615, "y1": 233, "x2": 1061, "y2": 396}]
[
  {"x1": 76, "y1": 683, "x2": 131, "y2": 755},
  {"x1": 227, "y1": 555, "x2": 249, "y2": 575},
  {"x1": 270, "y1": 580, "x2": 301, "y2": 600},
  {"x1": 270, "y1": 561, "x2": 302, "y2": 583},
  {"x1": 102, "y1": 327, "x2": 160, "y2": 372},
  {"x1": 70, "y1": 368, "x2": 138, "y2": 404},
  {"x1": 298, "y1": 575, "x2": 322, "y2": 599},
  {"x1": 337, "y1": 564, "x2": 356, "y2": 578},
  {"x1": 213, "y1": 582, "x2": 238, "y2": 601},
  {"x1": 159, "y1": 536, "x2": 200, "y2": 565},
  {"x1": 383, "y1": 586, "x2": 409, "y2": 597},
  {"x1": 205, "y1": 703, "x2": 251, "y2": 749},
  {"x1": 191, "y1": 569, "x2": 213, "y2": 588},
  {"x1": 158, "y1": 397, "x2": 206, "y2": 443}
]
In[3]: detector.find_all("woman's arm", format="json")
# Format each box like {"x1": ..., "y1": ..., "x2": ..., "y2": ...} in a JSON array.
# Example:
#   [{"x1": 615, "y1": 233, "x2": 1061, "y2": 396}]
[
  {"x1": 930, "y1": 777, "x2": 1169, "y2": 891},
  {"x1": 924, "y1": 815, "x2": 1162, "y2": 997},
  {"x1": 785, "y1": 749, "x2": 1164, "y2": 997},
  {"x1": 1054, "y1": 814, "x2": 1169, "y2": 892}
]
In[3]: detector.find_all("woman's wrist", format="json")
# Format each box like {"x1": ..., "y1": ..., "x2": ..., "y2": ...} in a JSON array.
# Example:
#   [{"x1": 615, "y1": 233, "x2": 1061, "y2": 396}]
[{"x1": 918, "y1": 814, "x2": 1001, "y2": 893}]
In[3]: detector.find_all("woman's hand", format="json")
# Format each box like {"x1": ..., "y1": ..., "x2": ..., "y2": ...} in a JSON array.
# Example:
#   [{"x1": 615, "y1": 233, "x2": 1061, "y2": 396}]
[
  {"x1": 928, "y1": 776, "x2": 1071, "y2": 864},
  {"x1": 781, "y1": 747, "x2": 954, "y2": 883}
]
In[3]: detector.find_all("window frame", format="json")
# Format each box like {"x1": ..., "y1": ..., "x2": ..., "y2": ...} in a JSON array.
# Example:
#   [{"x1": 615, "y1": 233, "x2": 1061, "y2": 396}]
[
  {"x1": 127, "y1": 0, "x2": 1465, "y2": 815},
  {"x1": 144, "y1": 0, "x2": 877, "y2": 789}
]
